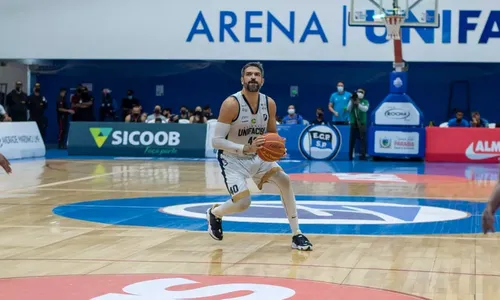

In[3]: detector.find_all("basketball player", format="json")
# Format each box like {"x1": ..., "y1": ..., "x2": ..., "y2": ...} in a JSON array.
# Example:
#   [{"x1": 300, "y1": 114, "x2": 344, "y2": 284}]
[
  {"x1": 207, "y1": 62, "x2": 313, "y2": 251},
  {"x1": 481, "y1": 165, "x2": 500, "y2": 234},
  {"x1": 0, "y1": 153, "x2": 12, "y2": 174}
]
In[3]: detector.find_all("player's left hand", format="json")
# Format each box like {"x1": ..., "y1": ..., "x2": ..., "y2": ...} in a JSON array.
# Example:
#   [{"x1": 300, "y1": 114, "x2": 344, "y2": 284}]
[
  {"x1": 482, "y1": 207, "x2": 495, "y2": 234},
  {"x1": 0, "y1": 153, "x2": 12, "y2": 174}
]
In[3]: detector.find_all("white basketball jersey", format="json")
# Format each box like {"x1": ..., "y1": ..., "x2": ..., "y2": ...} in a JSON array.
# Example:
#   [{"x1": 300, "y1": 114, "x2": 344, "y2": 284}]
[{"x1": 225, "y1": 91, "x2": 270, "y2": 152}]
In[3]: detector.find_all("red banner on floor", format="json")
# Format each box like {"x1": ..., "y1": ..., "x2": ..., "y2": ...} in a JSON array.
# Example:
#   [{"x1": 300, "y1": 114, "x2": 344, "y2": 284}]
[{"x1": 425, "y1": 127, "x2": 500, "y2": 163}]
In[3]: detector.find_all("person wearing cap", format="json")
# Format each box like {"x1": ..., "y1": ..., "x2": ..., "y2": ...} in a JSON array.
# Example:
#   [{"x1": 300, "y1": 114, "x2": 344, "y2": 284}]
[
  {"x1": 5, "y1": 81, "x2": 28, "y2": 121},
  {"x1": 27, "y1": 83, "x2": 48, "y2": 141}
]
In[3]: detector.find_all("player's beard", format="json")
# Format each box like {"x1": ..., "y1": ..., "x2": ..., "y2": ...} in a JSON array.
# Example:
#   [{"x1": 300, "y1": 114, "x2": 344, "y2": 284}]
[{"x1": 245, "y1": 81, "x2": 261, "y2": 92}]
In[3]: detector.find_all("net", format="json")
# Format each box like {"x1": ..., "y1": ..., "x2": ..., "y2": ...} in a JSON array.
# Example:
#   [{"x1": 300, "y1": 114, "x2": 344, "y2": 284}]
[{"x1": 383, "y1": 15, "x2": 405, "y2": 40}]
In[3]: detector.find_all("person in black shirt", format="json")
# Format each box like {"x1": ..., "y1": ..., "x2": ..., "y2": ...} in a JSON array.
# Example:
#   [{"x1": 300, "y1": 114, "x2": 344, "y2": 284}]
[
  {"x1": 27, "y1": 83, "x2": 48, "y2": 140},
  {"x1": 56, "y1": 88, "x2": 74, "y2": 149},
  {"x1": 100, "y1": 89, "x2": 116, "y2": 121},
  {"x1": 6, "y1": 81, "x2": 28, "y2": 121},
  {"x1": 121, "y1": 90, "x2": 140, "y2": 120},
  {"x1": 311, "y1": 107, "x2": 327, "y2": 125},
  {"x1": 125, "y1": 106, "x2": 145, "y2": 122}
]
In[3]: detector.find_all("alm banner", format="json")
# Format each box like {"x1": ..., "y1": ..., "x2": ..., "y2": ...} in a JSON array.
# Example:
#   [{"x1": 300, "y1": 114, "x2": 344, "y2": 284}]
[{"x1": 68, "y1": 122, "x2": 207, "y2": 158}]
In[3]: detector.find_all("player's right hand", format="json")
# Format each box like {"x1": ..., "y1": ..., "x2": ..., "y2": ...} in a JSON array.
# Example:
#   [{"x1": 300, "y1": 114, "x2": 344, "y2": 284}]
[
  {"x1": 0, "y1": 153, "x2": 12, "y2": 174},
  {"x1": 248, "y1": 136, "x2": 265, "y2": 153},
  {"x1": 482, "y1": 207, "x2": 495, "y2": 234}
]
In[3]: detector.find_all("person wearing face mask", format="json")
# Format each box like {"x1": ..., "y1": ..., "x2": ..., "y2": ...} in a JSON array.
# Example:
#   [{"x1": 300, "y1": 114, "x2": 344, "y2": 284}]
[
  {"x1": 5, "y1": 81, "x2": 29, "y2": 122},
  {"x1": 190, "y1": 106, "x2": 208, "y2": 124},
  {"x1": 125, "y1": 105, "x2": 145, "y2": 123},
  {"x1": 179, "y1": 106, "x2": 190, "y2": 120},
  {"x1": 281, "y1": 105, "x2": 304, "y2": 125},
  {"x1": 311, "y1": 108, "x2": 327, "y2": 125},
  {"x1": 99, "y1": 89, "x2": 117, "y2": 121},
  {"x1": 121, "y1": 90, "x2": 140, "y2": 121},
  {"x1": 203, "y1": 105, "x2": 215, "y2": 120},
  {"x1": 447, "y1": 109, "x2": 469, "y2": 127},
  {"x1": 146, "y1": 105, "x2": 168, "y2": 123},
  {"x1": 328, "y1": 81, "x2": 352, "y2": 125},
  {"x1": 27, "y1": 83, "x2": 48, "y2": 141},
  {"x1": 346, "y1": 89, "x2": 370, "y2": 160}
]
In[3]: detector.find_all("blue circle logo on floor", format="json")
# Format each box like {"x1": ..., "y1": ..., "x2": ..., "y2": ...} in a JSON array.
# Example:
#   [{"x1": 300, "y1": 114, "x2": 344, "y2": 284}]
[{"x1": 52, "y1": 194, "x2": 486, "y2": 235}]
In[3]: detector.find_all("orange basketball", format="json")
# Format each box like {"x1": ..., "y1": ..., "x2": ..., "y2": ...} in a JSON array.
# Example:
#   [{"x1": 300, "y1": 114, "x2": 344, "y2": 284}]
[{"x1": 257, "y1": 133, "x2": 286, "y2": 162}]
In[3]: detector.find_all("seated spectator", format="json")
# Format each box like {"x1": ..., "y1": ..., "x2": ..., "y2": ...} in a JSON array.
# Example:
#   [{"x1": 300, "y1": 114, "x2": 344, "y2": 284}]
[
  {"x1": 448, "y1": 109, "x2": 469, "y2": 127},
  {"x1": 203, "y1": 105, "x2": 215, "y2": 120},
  {"x1": 179, "y1": 106, "x2": 190, "y2": 120},
  {"x1": 162, "y1": 108, "x2": 172, "y2": 120},
  {"x1": 125, "y1": 106, "x2": 146, "y2": 123},
  {"x1": 281, "y1": 105, "x2": 304, "y2": 125},
  {"x1": 146, "y1": 105, "x2": 168, "y2": 123},
  {"x1": 190, "y1": 106, "x2": 207, "y2": 124},
  {"x1": 470, "y1": 111, "x2": 489, "y2": 128},
  {"x1": 0, "y1": 104, "x2": 12, "y2": 122},
  {"x1": 311, "y1": 107, "x2": 327, "y2": 125},
  {"x1": 169, "y1": 114, "x2": 180, "y2": 123}
]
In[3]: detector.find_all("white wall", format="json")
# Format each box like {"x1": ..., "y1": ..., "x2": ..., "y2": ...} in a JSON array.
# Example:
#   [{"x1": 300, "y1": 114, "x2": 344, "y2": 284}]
[{"x1": 0, "y1": 62, "x2": 28, "y2": 93}]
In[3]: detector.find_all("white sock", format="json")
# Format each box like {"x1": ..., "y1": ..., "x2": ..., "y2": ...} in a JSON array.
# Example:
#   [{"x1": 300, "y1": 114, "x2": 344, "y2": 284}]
[{"x1": 268, "y1": 172, "x2": 301, "y2": 236}]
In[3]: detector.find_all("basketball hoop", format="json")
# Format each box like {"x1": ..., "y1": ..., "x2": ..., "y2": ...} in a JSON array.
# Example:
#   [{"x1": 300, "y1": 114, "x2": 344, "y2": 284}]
[{"x1": 383, "y1": 15, "x2": 405, "y2": 40}]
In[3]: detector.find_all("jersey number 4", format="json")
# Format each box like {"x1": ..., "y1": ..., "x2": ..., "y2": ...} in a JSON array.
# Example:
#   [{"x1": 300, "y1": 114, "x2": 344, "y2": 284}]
[
  {"x1": 229, "y1": 185, "x2": 239, "y2": 195},
  {"x1": 248, "y1": 137, "x2": 257, "y2": 145}
]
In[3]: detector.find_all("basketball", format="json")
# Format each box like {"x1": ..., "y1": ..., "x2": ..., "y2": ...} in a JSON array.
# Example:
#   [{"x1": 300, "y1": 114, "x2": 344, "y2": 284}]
[{"x1": 257, "y1": 133, "x2": 286, "y2": 162}]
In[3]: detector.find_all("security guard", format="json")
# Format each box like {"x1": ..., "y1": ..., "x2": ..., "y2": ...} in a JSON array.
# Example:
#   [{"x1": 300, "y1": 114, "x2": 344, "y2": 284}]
[
  {"x1": 5, "y1": 81, "x2": 28, "y2": 121},
  {"x1": 99, "y1": 89, "x2": 116, "y2": 121},
  {"x1": 27, "y1": 83, "x2": 48, "y2": 141}
]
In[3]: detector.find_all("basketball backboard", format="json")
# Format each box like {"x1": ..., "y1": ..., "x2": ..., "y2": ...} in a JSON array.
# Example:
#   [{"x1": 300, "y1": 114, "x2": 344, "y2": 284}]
[{"x1": 349, "y1": 0, "x2": 439, "y2": 27}]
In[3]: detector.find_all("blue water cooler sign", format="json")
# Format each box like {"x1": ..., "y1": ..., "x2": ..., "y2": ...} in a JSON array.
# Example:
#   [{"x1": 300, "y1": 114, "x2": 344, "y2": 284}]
[{"x1": 368, "y1": 72, "x2": 426, "y2": 159}]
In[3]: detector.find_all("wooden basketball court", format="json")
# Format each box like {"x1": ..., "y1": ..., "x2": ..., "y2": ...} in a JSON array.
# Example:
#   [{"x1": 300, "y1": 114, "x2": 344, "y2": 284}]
[{"x1": 1, "y1": 157, "x2": 499, "y2": 299}]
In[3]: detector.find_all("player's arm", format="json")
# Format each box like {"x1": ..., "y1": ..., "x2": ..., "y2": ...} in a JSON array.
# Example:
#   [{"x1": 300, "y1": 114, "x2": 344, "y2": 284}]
[
  {"x1": 266, "y1": 97, "x2": 278, "y2": 133},
  {"x1": 212, "y1": 97, "x2": 263, "y2": 155}
]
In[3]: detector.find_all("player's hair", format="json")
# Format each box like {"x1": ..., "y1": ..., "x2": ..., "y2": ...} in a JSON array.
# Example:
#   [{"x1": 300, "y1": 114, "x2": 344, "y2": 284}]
[{"x1": 241, "y1": 62, "x2": 264, "y2": 77}]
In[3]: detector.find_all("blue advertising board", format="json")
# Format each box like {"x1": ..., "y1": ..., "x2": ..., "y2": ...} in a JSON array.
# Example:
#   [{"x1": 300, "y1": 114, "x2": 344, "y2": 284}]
[
  {"x1": 367, "y1": 126, "x2": 426, "y2": 159},
  {"x1": 67, "y1": 122, "x2": 207, "y2": 158},
  {"x1": 278, "y1": 124, "x2": 350, "y2": 161}
]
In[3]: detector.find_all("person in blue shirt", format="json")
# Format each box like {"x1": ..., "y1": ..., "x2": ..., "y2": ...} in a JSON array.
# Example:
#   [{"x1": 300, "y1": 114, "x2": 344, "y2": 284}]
[
  {"x1": 328, "y1": 81, "x2": 352, "y2": 125},
  {"x1": 448, "y1": 110, "x2": 470, "y2": 127},
  {"x1": 470, "y1": 111, "x2": 489, "y2": 128},
  {"x1": 281, "y1": 105, "x2": 304, "y2": 124}
]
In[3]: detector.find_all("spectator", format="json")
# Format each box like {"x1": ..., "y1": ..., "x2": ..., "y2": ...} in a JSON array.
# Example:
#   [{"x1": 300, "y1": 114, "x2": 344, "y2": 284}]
[
  {"x1": 190, "y1": 106, "x2": 207, "y2": 123},
  {"x1": 162, "y1": 108, "x2": 172, "y2": 120},
  {"x1": 146, "y1": 105, "x2": 168, "y2": 123},
  {"x1": 6, "y1": 81, "x2": 28, "y2": 121},
  {"x1": 203, "y1": 105, "x2": 215, "y2": 120},
  {"x1": 99, "y1": 88, "x2": 117, "y2": 121},
  {"x1": 179, "y1": 106, "x2": 190, "y2": 120},
  {"x1": 448, "y1": 109, "x2": 469, "y2": 127},
  {"x1": 125, "y1": 106, "x2": 145, "y2": 123},
  {"x1": 169, "y1": 114, "x2": 180, "y2": 123},
  {"x1": 0, "y1": 104, "x2": 12, "y2": 122},
  {"x1": 281, "y1": 105, "x2": 304, "y2": 124},
  {"x1": 347, "y1": 89, "x2": 369, "y2": 160},
  {"x1": 311, "y1": 107, "x2": 327, "y2": 125},
  {"x1": 470, "y1": 111, "x2": 489, "y2": 128},
  {"x1": 121, "y1": 90, "x2": 140, "y2": 120},
  {"x1": 27, "y1": 82, "x2": 48, "y2": 141},
  {"x1": 56, "y1": 88, "x2": 74, "y2": 149},
  {"x1": 328, "y1": 81, "x2": 352, "y2": 125},
  {"x1": 71, "y1": 85, "x2": 94, "y2": 122}
]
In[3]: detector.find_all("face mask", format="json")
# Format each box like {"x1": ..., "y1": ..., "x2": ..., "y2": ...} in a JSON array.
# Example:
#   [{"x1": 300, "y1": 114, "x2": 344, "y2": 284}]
[
  {"x1": 317, "y1": 112, "x2": 323, "y2": 118},
  {"x1": 154, "y1": 109, "x2": 161, "y2": 114},
  {"x1": 16, "y1": 86, "x2": 21, "y2": 92},
  {"x1": 337, "y1": 86, "x2": 344, "y2": 93},
  {"x1": 288, "y1": 109, "x2": 295, "y2": 115},
  {"x1": 34, "y1": 88, "x2": 40, "y2": 93},
  {"x1": 133, "y1": 112, "x2": 139, "y2": 116},
  {"x1": 357, "y1": 92, "x2": 364, "y2": 99}
]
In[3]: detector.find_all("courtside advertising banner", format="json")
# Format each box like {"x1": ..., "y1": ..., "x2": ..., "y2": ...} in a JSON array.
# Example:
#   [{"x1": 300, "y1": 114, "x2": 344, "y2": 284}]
[
  {"x1": 0, "y1": 122, "x2": 46, "y2": 160},
  {"x1": 368, "y1": 126, "x2": 426, "y2": 158},
  {"x1": 425, "y1": 127, "x2": 500, "y2": 163},
  {"x1": 68, "y1": 122, "x2": 207, "y2": 158}
]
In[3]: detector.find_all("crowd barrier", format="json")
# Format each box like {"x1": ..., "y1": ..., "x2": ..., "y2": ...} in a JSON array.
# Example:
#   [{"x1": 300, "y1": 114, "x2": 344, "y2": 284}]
[
  {"x1": 0, "y1": 122, "x2": 46, "y2": 160},
  {"x1": 425, "y1": 127, "x2": 500, "y2": 163},
  {"x1": 68, "y1": 122, "x2": 352, "y2": 160}
]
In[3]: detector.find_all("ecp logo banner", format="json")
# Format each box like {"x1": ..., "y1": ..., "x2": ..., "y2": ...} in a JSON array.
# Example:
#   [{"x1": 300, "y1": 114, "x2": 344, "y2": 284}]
[
  {"x1": 68, "y1": 122, "x2": 207, "y2": 158},
  {"x1": 425, "y1": 127, "x2": 500, "y2": 163}
]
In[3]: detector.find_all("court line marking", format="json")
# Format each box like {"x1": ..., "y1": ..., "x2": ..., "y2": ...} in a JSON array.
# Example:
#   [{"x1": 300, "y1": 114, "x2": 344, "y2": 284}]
[
  {"x1": 0, "y1": 224, "x2": 496, "y2": 241},
  {"x1": 33, "y1": 189, "x2": 489, "y2": 201},
  {"x1": 4, "y1": 171, "x2": 130, "y2": 194},
  {"x1": 0, "y1": 257, "x2": 499, "y2": 279}
]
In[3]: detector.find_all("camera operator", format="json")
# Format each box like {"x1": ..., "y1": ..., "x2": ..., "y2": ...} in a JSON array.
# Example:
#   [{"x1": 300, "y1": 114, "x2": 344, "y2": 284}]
[{"x1": 346, "y1": 89, "x2": 370, "y2": 160}]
